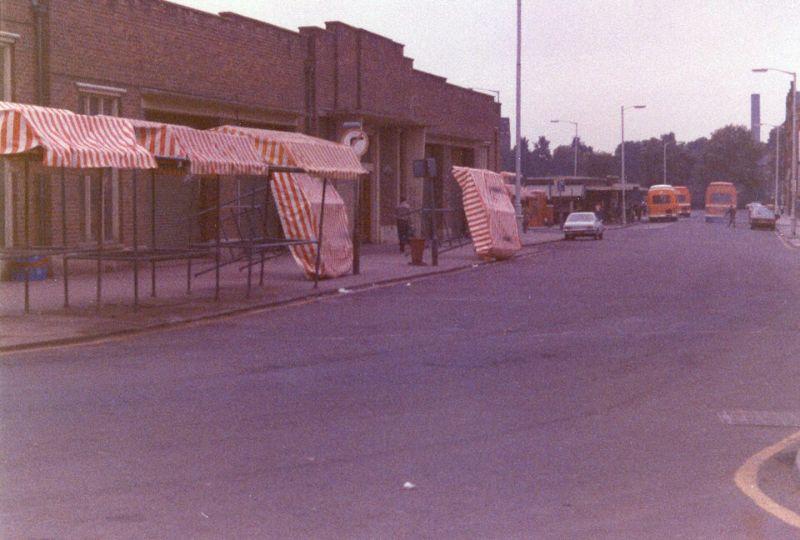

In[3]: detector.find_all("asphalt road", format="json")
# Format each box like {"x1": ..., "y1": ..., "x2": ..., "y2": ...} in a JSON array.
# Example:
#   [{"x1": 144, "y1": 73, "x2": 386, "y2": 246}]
[{"x1": 2, "y1": 215, "x2": 800, "y2": 538}]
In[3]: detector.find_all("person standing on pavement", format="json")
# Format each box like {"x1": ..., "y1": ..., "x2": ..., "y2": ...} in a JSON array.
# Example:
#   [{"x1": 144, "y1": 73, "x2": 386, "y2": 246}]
[
  {"x1": 727, "y1": 204, "x2": 736, "y2": 228},
  {"x1": 396, "y1": 197, "x2": 412, "y2": 252}
]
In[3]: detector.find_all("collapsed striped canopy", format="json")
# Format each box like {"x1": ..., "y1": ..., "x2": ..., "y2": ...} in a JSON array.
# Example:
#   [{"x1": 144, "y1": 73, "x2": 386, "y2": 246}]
[
  {"x1": 0, "y1": 102, "x2": 156, "y2": 169},
  {"x1": 452, "y1": 166, "x2": 521, "y2": 260},
  {"x1": 129, "y1": 119, "x2": 268, "y2": 176},
  {"x1": 213, "y1": 125, "x2": 366, "y2": 180},
  {"x1": 211, "y1": 125, "x2": 353, "y2": 278}
]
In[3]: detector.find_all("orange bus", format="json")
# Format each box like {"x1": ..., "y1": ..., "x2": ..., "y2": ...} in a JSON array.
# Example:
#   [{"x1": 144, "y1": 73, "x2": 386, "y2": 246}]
[
  {"x1": 647, "y1": 184, "x2": 679, "y2": 222},
  {"x1": 704, "y1": 182, "x2": 737, "y2": 222},
  {"x1": 674, "y1": 185, "x2": 691, "y2": 217}
]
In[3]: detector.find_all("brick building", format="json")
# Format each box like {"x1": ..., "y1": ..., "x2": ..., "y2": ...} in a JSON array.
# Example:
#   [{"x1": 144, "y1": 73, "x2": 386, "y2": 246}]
[{"x1": 0, "y1": 0, "x2": 502, "y2": 252}]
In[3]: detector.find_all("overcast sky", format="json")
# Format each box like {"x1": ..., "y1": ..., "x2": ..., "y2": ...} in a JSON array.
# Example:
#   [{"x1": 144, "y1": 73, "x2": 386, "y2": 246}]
[{"x1": 172, "y1": 0, "x2": 800, "y2": 153}]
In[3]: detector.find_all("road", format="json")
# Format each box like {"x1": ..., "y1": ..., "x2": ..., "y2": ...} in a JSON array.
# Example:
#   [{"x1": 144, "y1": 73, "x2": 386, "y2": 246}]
[{"x1": 2, "y1": 216, "x2": 800, "y2": 538}]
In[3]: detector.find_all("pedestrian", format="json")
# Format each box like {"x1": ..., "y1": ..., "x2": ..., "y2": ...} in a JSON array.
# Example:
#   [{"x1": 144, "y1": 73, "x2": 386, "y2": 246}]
[
  {"x1": 727, "y1": 204, "x2": 736, "y2": 228},
  {"x1": 396, "y1": 196, "x2": 412, "y2": 252}
]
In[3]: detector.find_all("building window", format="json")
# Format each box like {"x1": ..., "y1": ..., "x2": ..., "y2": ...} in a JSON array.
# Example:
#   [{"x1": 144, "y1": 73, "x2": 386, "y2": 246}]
[
  {"x1": 77, "y1": 83, "x2": 126, "y2": 243},
  {"x1": 0, "y1": 32, "x2": 19, "y2": 248}
]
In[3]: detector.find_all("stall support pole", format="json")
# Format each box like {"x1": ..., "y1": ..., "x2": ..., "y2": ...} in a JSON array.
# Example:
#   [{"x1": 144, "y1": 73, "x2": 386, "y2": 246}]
[
  {"x1": 132, "y1": 170, "x2": 139, "y2": 310},
  {"x1": 61, "y1": 167, "x2": 69, "y2": 309},
  {"x1": 352, "y1": 177, "x2": 361, "y2": 275},
  {"x1": 186, "y1": 180, "x2": 193, "y2": 295},
  {"x1": 261, "y1": 175, "x2": 272, "y2": 286},
  {"x1": 150, "y1": 170, "x2": 157, "y2": 297},
  {"x1": 96, "y1": 170, "x2": 104, "y2": 311},
  {"x1": 429, "y1": 178, "x2": 438, "y2": 267},
  {"x1": 23, "y1": 157, "x2": 30, "y2": 314},
  {"x1": 313, "y1": 178, "x2": 328, "y2": 288},
  {"x1": 187, "y1": 259, "x2": 192, "y2": 294},
  {"x1": 246, "y1": 246, "x2": 253, "y2": 298},
  {"x1": 215, "y1": 176, "x2": 221, "y2": 301}
]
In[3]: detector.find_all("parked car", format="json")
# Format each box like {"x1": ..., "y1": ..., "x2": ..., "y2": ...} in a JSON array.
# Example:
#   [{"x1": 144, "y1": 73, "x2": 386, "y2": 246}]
[
  {"x1": 745, "y1": 202, "x2": 764, "y2": 214},
  {"x1": 749, "y1": 205, "x2": 777, "y2": 230},
  {"x1": 563, "y1": 212, "x2": 604, "y2": 240}
]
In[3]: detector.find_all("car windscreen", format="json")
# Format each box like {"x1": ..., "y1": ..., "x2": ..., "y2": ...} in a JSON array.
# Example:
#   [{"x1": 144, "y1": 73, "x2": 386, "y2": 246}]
[
  {"x1": 677, "y1": 195, "x2": 687, "y2": 203},
  {"x1": 566, "y1": 213, "x2": 595, "y2": 223},
  {"x1": 752, "y1": 207, "x2": 773, "y2": 219}
]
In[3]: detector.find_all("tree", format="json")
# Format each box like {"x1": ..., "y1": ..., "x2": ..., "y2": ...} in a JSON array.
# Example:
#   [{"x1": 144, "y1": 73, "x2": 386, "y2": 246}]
[
  {"x1": 529, "y1": 136, "x2": 552, "y2": 176},
  {"x1": 702, "y1": 125, "x2": 766, "y2": 202}
]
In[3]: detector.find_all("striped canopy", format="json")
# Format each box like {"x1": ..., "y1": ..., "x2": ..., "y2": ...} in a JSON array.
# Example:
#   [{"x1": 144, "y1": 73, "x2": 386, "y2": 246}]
[
  {"x1": 0, "y1": 102, "x2": 156, "y2": 169},
  {"x1": 129, "y1": 119, "x2": 267, "y2": 176},
  {"x1": 452, "y1": 166, "x2": 521, "y2": 260},
  {"x1": 213, "y1": 126, "x2": 366, "y2": 180}
]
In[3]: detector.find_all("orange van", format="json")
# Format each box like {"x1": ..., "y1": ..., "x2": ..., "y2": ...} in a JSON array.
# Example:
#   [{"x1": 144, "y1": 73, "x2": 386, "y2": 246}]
[
  {"x1": 705, "y1": 182, "x2": 737, "y2": 222},
  {"x1": 674, "y1": 186, "x2": 691, "y2": 217},
  {"x1": 647, "y1": 184, "x2": 679, "y2": 222}
]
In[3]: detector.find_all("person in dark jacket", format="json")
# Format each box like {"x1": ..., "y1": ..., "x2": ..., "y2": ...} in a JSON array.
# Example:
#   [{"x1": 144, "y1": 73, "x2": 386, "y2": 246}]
[
  {"x1": 396, "y1": 197, "x2": 412, "y2": 252},
  {"x1": 727, "y1": 205, "x2": 736, "y2": 228}
]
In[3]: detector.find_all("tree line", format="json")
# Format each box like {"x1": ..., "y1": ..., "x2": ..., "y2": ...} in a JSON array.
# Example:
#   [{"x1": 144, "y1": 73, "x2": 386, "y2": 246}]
[{"x1": 503, "y1": 125, "x2": 778, "y2": 207}]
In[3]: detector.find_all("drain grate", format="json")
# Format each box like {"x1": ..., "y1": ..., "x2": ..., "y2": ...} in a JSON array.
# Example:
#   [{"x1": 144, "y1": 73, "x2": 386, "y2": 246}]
[{"x1": 719, "y1": 410, "x2": 800, "y2": 428}]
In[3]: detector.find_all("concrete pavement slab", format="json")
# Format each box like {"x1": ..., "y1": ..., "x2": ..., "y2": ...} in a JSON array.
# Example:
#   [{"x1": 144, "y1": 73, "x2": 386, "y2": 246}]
[{"x1": 0, "y1": 230, "x2": 563, "y2": 351}]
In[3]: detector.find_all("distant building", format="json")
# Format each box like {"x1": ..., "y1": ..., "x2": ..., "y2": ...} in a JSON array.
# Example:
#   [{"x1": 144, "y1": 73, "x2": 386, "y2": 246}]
[
  {"x1": 516, "y1": 176, "x2": 641, "y2": 224},
  {"x1": 751, "y1": 94, "x2": 761, "y2": 142}
]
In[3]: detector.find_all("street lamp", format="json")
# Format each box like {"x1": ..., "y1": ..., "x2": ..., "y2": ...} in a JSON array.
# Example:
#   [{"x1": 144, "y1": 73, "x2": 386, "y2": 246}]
[
  {"x1": 761, "y1": 122, "x2": 783, "y2": 212},
  {"x1": 662, "y1": 140, "x2": 669, "y2": 184},
  {"x1": 514, "y1": 0, "x2": 522, "y2": 228},
  {"x1": 550, "y1": 119, "x2": 579, "y2": 176},
  {"x1": 753, "y1": 67, "x2": 797, "y2": 236},
  {"x1": 621, "y1": 105, "x2": 646, "y2": 225}
]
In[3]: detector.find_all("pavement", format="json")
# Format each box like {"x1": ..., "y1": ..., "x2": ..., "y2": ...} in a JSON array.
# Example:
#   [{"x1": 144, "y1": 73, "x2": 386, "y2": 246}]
[
  {"x1": 776, "y1": 214, "x2": 800, "y2": 248},
  {"x1": 0, "y1": 228, "x2": 563, "y2": 351}
]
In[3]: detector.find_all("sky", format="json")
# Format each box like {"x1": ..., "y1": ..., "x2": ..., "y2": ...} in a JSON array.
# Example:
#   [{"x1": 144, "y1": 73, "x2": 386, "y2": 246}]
[{"x1": 171, "y1": 0, "x2": 800, "y2": 153}]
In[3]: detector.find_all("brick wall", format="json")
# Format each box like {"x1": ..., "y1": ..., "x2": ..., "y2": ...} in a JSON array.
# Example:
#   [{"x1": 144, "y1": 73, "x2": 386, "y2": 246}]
[
  {"x1": 44, "y1": 0, "x2": 306, "y2": 115},
  {"x1": 2, "y1": 0, "x2": 501, "y2": 253}
]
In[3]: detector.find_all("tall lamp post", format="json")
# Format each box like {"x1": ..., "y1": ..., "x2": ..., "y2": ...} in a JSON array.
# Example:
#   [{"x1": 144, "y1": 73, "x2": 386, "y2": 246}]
[
  {"x1": 514, "y1": 0, "x2": 522, "y2": 228},
  {"x1": 753, "y1": 67, "x2": 797, "y2": 236},
  {"x1": 761, "y1": 122, "x2": 782, "y2": 211},
  {"x1": 662, "y1": 141, "x2": 669, "y2": 184},
  {"x1": 620, "y1": 105, "x2": 646, "y2": 225},
  {"x1": 550, "y1": 119, "x2": 579, "y2": 176}
]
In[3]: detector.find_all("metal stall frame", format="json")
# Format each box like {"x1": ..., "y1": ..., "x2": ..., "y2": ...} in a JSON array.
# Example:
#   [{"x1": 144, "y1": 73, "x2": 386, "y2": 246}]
[
  {"x1": 188, "y1": 165, "x2": 327, "y2": 298},
  {"x1": 0, "y1": 153, "x2": 126, "y2": 313},
  {"x1": 211, "y1": 126, "x2": 366, "y2": 282},
  {"x1": 65, "y1": 162, "x2": 212, "y2": 310}
]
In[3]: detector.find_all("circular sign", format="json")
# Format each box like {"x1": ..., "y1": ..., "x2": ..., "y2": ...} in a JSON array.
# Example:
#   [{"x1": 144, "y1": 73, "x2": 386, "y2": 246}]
[{"x1": 341, "y1": 129, "x2": 369, "y2": 157}]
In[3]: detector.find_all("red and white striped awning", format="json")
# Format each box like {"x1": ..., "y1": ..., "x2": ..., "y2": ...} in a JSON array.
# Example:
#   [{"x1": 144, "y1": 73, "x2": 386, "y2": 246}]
[
  {"x1": 128, "y1": 120, "x2": 267, "y2": 176},
  {"x1": 213, "y1": 126, "x2": 366, "y2": 180},
  {"x1": 453, "y1": 166, "x2": 521, "y2": 260},
  {"x1": 0, "y1": 102, "x2": 156, "y2": 169}
]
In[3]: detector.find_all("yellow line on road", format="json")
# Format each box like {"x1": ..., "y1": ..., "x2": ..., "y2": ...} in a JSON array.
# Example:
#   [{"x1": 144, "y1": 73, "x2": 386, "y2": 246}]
[{"x1": 734, "y1": 429, "x2": 800, "y2": 529}]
